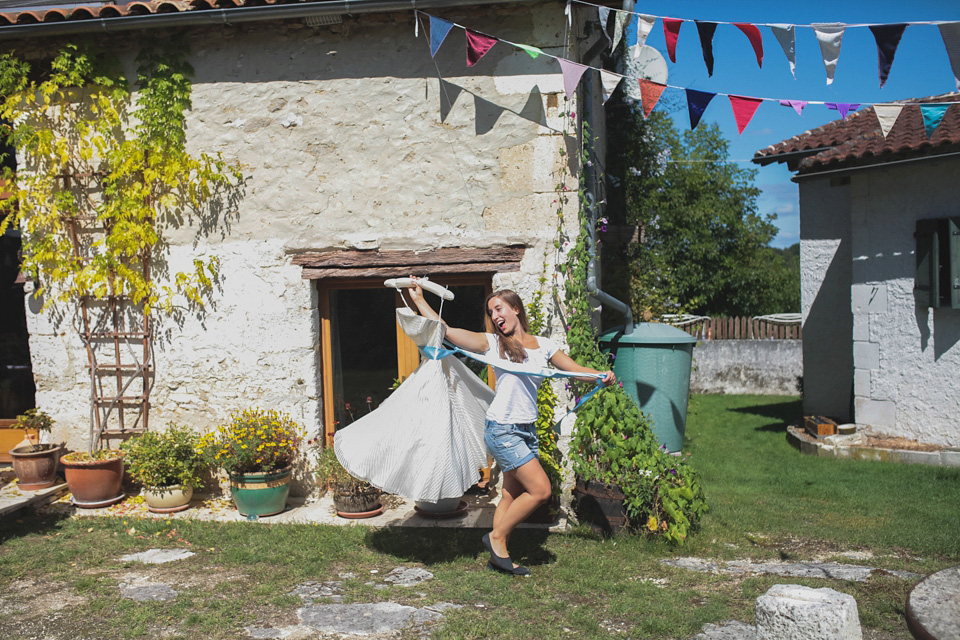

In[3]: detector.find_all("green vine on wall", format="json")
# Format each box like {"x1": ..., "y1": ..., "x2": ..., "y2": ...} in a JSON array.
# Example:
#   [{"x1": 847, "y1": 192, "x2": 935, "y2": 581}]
[
  {"x1": 0, "y1": 40, "x2": 242, "y2": 316},
  {"x1": 560, "y1": 122, "x2": 707, "y2": 545}
]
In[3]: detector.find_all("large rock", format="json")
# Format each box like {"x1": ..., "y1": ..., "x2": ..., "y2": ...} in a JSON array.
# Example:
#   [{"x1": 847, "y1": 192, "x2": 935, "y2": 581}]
[{"x1": 755, "y1": 584, "x2": 861, "y2": 640}]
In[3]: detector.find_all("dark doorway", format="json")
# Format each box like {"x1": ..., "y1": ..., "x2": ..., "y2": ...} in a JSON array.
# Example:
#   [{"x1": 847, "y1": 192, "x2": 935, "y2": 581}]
[{"x1": 0, "y1": 225, "x2": 36, "y2": 418}]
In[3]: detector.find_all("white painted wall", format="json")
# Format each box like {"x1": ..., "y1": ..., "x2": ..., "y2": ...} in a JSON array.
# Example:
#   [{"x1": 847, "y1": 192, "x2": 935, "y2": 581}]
[
  {"x1": 22, "y1": 4, "x2": 596, "y2": 452},
  {"x1": 800, "y1": 157, "x2": 960, "y2": 446}
]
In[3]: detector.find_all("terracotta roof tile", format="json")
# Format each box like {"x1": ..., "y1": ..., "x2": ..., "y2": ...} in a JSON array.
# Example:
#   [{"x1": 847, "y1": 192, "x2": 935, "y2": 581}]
[{"x1": 755, "y1": 93, "x2": 960, "y2": 174}]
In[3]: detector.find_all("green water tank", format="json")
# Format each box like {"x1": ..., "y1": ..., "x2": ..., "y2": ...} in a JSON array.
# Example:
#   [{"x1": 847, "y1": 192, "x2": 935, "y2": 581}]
[{"x1": 598, "y1": 323, "x2": 697, "y2": 453}]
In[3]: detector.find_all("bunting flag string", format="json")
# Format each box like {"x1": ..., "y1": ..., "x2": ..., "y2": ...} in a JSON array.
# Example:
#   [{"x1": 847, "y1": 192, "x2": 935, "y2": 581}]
[
  {"x1": 663, "y1": 18, "x2": 683, "y2": 63},
  {"x1": 696, "y1": 21, "x2": 718, "y2": 76},
  {"x1": 734, "y1": 23, "x2": 764, "y2": 69},
  {"x1": 870, "y1": 24, "x2": 907, "y2": 88},
  {"x1": 813, "y1": 24, "x2": 845, "y2": 85},
  {"x1": 414, "y1": 11, "x2": 959, "y2": 138},
  {"x1": 940, "y1": 23, "x2": 960, "y2": 91},
  {"x1": 770, "y1": 24, "x2": 796, "y2": 78}
]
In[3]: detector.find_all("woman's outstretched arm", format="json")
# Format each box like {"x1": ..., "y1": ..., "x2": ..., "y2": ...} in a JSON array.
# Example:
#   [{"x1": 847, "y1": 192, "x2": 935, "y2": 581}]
[
  {"x1": 549, "y1": 350, "x2": 616, "y2": 385},
  {"x1": 408, "y1": 278, "x2": 489, "y2": 353}
]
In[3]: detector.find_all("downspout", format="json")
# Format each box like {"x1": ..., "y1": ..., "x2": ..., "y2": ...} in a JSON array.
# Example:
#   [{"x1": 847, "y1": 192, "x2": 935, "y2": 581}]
[
  {"x1": 0, "y1": 0, "x2": 542, "y2": 40},
  {"x1": 581, "y1": 0, "x2": 633, "y2": 333}
]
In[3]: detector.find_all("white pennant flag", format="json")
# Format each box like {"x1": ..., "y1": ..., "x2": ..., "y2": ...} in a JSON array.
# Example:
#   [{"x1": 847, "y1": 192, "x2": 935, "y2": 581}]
[
  {"x1": 599, "y1": 70, "x2": 624, "y2": 104},
  {"x1": 770, "y1": 24, "x2": 796, "y2": 77},
  {"x1": 813, "y1": 23, "x2": 846, "y2": 85},
  {"x1": 874, "y1": 104, "x2": 904, "y2": 138},
  {"x1": 630, "y1": 15, "x2": 657, "y2": 59},
  {"x1": 612, "y1": 10, "x2": 628, "y2": 52}
]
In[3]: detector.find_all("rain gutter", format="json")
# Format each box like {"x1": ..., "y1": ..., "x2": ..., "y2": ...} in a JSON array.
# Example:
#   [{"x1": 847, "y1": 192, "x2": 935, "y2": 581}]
[
  {"x1": 581, "y1": 0, "x2": 633, "y2": 334},
  {"x1": 0, "y1": 0, "x2": 544, "y2": 40}
]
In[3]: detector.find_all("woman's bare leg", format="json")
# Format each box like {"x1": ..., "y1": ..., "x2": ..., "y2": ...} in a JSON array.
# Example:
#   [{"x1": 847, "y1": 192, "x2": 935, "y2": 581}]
[{"x1": 487, "y1": 458, "x2": 551, "y2": 564}]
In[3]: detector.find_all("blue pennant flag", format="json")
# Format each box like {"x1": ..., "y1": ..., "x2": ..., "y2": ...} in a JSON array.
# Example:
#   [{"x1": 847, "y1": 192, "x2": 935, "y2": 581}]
[
  {"x1": 921, "y1": 104, "x2": 950, "y2": 138},
  {"x1": 429, "y1": 15, "x2": 455, "y2": 58},
  {"x1": 686, "y1": 89, "x2": 716, "y2": 129}
]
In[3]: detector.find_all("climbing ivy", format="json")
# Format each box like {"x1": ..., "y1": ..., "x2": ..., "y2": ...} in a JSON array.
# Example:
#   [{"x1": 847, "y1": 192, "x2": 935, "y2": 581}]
[
  {"x1": 0, "y1": 40, "x2": 242, "y2": 316},
  {"x1": 526, "y1": 269, "x2": 562, "y2": 504},
  {"x1": 559, "y1": 123, "x2": 707, "y2": 545}
]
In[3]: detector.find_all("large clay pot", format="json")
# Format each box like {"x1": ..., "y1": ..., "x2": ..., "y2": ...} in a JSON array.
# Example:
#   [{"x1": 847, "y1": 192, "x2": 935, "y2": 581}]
[
  {"x1": 61, "y1": 453, "x2": 125, "y2": 508},
  {"x1": 229, "y1": 467, "x2": 291, "y2": 517},
  {"x1": 572, "y1": 476, "x2": 627, "y2": 536},
  {"x1": 142, "y1": 485, "x2": 193, "y2": 513},
  {"x1": 10, "y1": 444, "x2": 61, "y2": 490}
]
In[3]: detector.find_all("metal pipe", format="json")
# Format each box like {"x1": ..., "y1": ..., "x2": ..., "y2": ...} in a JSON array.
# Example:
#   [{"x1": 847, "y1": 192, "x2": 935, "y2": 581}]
[
  {"x1": 0, "y1": 0, "x2": 543, "y2": 40},
  {"x1": 581, "y1": 0, "x2": 633, "y2": 334}
]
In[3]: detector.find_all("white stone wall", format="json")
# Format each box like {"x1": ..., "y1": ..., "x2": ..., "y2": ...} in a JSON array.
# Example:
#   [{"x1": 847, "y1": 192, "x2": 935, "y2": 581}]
[
  {"x1": 22, "y1": 4, "x2": 592, "y2": 451},
  {"x1": 798, "y1": 178, "x2": 854, "y2": 422},
  {"x1": 847, "y1": 159, "x2": 960, "y2": 446}
]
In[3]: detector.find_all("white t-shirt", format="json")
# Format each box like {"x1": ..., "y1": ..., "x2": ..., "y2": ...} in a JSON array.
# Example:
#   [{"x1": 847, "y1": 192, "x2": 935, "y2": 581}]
[{"x1": 484, "y1": 333, "x2": 559, "y2": 424}]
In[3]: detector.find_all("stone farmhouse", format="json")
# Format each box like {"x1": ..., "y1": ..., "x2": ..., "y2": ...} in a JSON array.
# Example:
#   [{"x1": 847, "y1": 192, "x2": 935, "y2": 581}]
[
  {"x1": 755, "y1": 94, "x2": 960, "y2": 447},
  {"x1": 0, "y1": 0, "x2": 618, "y2": 454}
]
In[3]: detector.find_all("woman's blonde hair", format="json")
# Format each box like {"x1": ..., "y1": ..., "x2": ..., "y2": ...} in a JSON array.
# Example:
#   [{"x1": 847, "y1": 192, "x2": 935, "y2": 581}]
[{"x1": 484, "y1": 289, "x2": 529, "y2": 363}]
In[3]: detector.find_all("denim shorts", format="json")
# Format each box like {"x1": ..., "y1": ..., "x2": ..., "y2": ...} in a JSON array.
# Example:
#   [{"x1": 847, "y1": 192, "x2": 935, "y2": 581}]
[{"x1": 485, "y1": 420, "x2": 539, "y2": 472}]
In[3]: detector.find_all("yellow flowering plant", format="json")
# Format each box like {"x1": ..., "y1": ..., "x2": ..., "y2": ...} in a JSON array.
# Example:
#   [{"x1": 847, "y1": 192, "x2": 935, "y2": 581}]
[{"x1": 201, "y1": 408, "x2": 303, "y2": 475}]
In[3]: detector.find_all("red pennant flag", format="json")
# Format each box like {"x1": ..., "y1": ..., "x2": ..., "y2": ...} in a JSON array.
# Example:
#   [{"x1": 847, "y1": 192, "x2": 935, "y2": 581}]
[
  {"x1": 638, "y1": 79, "x2": 667, "y2": 119},
  {"x1": 733, "y1": 23, "x2": 764, "y2": 68},
  {"x1": 663, "y1": 18, "x2": 683, "y2": 63},
  {"x1": 465, "y1": 30, "x2": 497, "y2": 67},
  {"x1": 728, "y1": 95, "x2": 763, "y2": 134}
]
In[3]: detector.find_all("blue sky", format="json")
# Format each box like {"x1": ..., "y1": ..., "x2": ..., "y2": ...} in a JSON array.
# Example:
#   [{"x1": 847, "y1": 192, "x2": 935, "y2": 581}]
[{"x1": 610, "y1": 0, "x2": 960, "y2": 247}]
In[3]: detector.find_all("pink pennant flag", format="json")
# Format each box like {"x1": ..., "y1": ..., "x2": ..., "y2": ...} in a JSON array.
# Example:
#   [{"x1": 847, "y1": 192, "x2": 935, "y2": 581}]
[
  {"x1": 465, "y1": 30, "x2": 497, "y2": 67},
  {"x1": 734, "y1": 23, "x2": 764, "y2": 68},
  {"x1": 663, "y1": 18, "x2": 683, "y2": 63},
  {"x1": 557, "y1": 58, "x2": 589, "y2": 101},
  {"x1": 826, "y1": 102, "x2": 860, "y2": 120},
  {"x1": 779, "y1": 100, "x2": 808, "y2": 116},
  {"x1": 874, "y1": 104, "x2": 904, "y2": 138},
  {"x1": 729, "y1": 95, "x2": 763, "y2": 134},
  {"x1": 638, "y1": 79, "x2": 667, "y2": 119}
]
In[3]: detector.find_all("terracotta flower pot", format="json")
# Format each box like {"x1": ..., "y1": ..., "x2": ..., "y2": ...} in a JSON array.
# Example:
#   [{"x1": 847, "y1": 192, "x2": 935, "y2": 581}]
[
  {"x1": 333, "y1": 483, "x2": 382, "y2": 518},
  {"x1": 61, "y1": 453, "x2": 125, "y2": 508},
  {"x1": 10, "y1": 444, "x2": 61, "y2": 490},
  {"x1": 572, "y1": 476, "x2": 628, "y2": 536}
]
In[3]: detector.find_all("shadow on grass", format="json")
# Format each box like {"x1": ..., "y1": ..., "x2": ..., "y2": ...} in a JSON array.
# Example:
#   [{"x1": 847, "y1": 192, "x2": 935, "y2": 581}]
[
  {"x1": 0, "y1": 510, "x2": 72, "y2": 545},
  {"x1": 365, "y1": 527, "x2": 555, "y2": 567},
  {"x1": 730, "y1": 399, "x2": 802, "y2": 433}
]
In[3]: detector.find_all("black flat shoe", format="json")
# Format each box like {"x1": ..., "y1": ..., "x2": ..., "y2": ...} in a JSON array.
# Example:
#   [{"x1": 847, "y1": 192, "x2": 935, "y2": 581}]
[
  {"x1": 487, "y1": 560, "x2": 531, "y2": 577},
  {"x1": 481, "y1": 533, "x2": 515, "y2": 572}
]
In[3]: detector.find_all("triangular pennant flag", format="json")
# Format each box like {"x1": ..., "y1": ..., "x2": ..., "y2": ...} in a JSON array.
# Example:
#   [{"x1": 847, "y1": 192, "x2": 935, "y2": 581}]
[
  {"x1": 696, "y1": 21, "x2": 718, "y2": 76},
  {"x1": 631, "y1": 14, "x2": 657, "y2": 59},
  {"x1": 612, "y1": 10, "x2": 628, "y2": 52},
  {"x1": 939, "y1": 23, "x2": 960, "y2": 91},
  {"x1": 557, "y1": 58, "x2": 589, "y2": 101},
  {"x1": 825, "y1": 102, "x2": 860, "y2": 120},
  {"x1": 870, "y1": 24, "x2": 907, "y2": 88},
  {"x1": 516, "y1": 44, "x2": 543, "y2": 59},
  {"x1": 438, "y1": 79, "x2": 463, "y2": 123},
  {"x1": 779, "y1": 100, "x2": 808, "y2": 116},
  {"x1": 921, "y1": 104, "x2": 950, "y2": 138},
  {"x1": 686, "y1": 88, "x2": 715, "y2": 129},
  {"x1": 770, "y1": 24, "x2": 796, "y2": 77},
  {"x1": 813, "y1": 23, "x2": 845, "y2": 85},
  {"x1": 599, "y1": 70, "x2": 624, "y2": 104},
  {"x1": 734, "y1": 23, "x2": 764, "y2": 68},
  {"x1": 598, "y1": 7, "x2": 613, "y2": 46},
  {"x1": 874, "y1": 104, "x2": 904, "y2": 138},
  {"x1": 638, "y1": 79, "x2": 666, "y2": 119},
  {"x1": 429, "y1": 15, "x2": 455, "y2": 58},
  {"x1": 465, "y1": 30, "x2": 497, "y2": 67},
  {"x1": 729, "y1": 95, "x2": 763, "y2": 134},
  {"x1": 663, "y1": 18, "x2": 683, "y2": 63}
]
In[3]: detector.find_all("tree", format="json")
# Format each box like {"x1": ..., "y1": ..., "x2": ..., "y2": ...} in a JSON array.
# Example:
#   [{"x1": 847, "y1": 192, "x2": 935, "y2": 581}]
[{"x1": 603, "y1": 108, "x2": 799, "y2": 318}]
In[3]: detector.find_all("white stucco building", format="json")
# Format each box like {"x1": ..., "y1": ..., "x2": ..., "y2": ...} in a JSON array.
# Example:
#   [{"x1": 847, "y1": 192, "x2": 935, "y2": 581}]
[
  {"x1": 755, "y1": 95, "x2": 960, "y2": 446},
  {"x1": 0, "y1": 0, "x2": 620, "y2": 456}
]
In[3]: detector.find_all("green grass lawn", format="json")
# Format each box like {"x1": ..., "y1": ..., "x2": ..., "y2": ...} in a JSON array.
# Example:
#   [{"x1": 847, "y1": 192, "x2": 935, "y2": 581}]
[{"x1": 1, "y1": 394, "x2": 957, "y2": 640}]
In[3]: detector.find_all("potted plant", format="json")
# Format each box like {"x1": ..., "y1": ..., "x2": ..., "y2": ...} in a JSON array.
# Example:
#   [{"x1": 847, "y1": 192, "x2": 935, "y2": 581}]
[
  {"x1": 61, "y1": 448, "x2": 125, "y2": 508},
  {"x1": 202, "y1": 408, "x2": 302, "y2": 517},
  {"x1": 8, "y1": 409, "x2": 62, "y2": 490},
  {"x1": 314, "y1": 443, "x2": 382, "y2": 518},
  {"x1": 120, "y1": 424, "x2": 206, "y2": 513}
]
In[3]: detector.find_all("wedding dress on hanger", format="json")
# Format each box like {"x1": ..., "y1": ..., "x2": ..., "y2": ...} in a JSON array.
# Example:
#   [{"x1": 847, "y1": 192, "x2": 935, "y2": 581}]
[{"x1": 333, "y1": 306, "x2": 494, "y2": 502}]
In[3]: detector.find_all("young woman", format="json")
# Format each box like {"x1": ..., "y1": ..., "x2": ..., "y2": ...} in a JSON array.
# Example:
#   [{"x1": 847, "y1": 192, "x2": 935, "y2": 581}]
[{"x1": 409, "y1": 279, "x2": 614, "y2": 576}]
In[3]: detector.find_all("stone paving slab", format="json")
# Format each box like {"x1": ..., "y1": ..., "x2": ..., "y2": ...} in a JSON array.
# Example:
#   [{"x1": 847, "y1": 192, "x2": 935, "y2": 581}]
[
  {"x1": 907, "y1": 565, "x2": 960, "y2": 640},
  {"x1": 0, "y1": 477, "x2": 68, "y2": 518},
  {"x1": 663, "y1": 557, "x2": 920, "y2": 582}
]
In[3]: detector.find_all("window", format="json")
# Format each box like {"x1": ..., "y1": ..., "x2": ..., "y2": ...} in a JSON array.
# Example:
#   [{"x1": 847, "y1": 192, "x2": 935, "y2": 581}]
[{"x1": 915, "y1": 217, "x2": 960, "y2": 309}]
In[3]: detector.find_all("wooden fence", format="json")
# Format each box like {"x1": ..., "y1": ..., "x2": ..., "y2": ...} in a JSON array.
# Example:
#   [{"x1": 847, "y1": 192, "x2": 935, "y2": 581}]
[{"x1": 673, "y1": 316, "x2": 802, "y2": 340}]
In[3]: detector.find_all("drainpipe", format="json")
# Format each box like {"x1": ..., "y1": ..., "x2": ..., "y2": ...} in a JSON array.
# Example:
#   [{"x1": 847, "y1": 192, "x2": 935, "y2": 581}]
[
  {"x1": 581, "y1": 0, "x2": 634, "y2": 334},
  {"x1": 0, "y1": 0, "x2": 542, "y2": 40}
]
